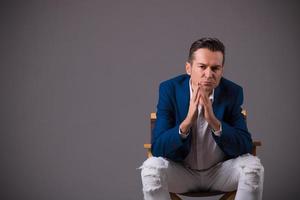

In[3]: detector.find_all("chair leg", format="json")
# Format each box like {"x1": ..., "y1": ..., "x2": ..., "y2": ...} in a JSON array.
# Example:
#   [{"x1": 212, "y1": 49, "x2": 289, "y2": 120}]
[
  {"x1": 220, "y1": 191, "x2": 236, "y2": 200},
  {"x1": 169, "y1": 193, "x2": 182, "y2": 200}
]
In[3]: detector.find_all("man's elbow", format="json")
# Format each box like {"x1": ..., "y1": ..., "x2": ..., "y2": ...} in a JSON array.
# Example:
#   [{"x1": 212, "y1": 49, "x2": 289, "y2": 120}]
[
  {"x1": 242, "y1": 138, "x2": 253, "y2": 155},
  {"x1": 151, "y1": 142, "x2": 164, "y2": 157}
]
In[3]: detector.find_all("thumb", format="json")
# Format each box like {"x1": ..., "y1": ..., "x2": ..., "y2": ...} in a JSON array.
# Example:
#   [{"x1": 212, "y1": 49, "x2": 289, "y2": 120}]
[{"x1": 199, "y1": 95, "x2": 204, "y2": 106}]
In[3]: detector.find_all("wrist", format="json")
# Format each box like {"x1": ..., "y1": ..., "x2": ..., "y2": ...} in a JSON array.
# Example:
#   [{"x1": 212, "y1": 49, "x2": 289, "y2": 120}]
[
  {"x1": 212, "y1": 123, "x2": 222, "y2": 136},
  {"x1": 210, "y1": 118, "x2": 221, "y2": 131},
  {"x1": 180, "y1": 119, "x2": 192, "y2": 135}
]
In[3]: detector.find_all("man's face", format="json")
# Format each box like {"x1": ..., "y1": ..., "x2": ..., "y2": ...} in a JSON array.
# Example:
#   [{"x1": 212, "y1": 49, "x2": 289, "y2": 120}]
[{"x1": 186, "y1": 48, "x2": 224, "y2": 93}]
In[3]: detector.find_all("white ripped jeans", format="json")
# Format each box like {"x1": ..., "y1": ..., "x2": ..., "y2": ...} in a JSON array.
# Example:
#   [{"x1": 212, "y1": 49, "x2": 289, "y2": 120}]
[{"x1": 140, "y1": 154, "x2": 264, "y2": 200}]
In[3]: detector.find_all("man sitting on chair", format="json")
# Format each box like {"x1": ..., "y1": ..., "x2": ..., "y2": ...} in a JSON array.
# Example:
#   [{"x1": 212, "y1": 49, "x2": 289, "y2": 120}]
[{"x1": 140, "y1": 38, "x2": 264, "y2": 200}]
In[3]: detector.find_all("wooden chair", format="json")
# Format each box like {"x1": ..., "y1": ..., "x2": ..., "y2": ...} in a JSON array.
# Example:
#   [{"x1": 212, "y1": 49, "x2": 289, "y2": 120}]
[{"x1": 144, "y1": 110, "x2": 261, "y2": 200}]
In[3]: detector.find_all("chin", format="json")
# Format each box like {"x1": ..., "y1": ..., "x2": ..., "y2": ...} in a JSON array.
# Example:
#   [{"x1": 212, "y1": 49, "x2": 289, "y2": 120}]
[{"x1": 203, "y1": 86, "x2": 213, "y2": 92}]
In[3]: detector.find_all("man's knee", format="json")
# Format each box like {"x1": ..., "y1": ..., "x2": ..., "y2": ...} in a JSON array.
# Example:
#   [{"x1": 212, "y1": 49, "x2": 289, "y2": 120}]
[
  {"x1": 237, "y1": 154, "x2": 264, "y2": 191},
  {"x1": 140, "y1": 157, "x2": 169, "y2": 192}
]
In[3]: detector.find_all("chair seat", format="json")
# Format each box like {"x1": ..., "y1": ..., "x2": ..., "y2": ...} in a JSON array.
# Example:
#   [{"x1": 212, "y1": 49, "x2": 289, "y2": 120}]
[{"x1": 179, "y1": 191, "x2": 227, "y2": 197}]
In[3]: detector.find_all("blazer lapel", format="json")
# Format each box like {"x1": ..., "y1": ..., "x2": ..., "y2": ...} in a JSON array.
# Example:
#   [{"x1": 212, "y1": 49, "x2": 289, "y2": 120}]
[
  {"x1": 213, "y1": 78, "x2": 224, "y2": 120},
  {"x1": 177, "y1": 76, "x2": 190, "y2": 122}
]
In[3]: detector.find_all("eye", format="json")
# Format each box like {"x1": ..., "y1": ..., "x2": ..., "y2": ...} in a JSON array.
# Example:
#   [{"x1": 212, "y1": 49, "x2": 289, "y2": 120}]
[
  {"x1": 211, "y1": 66, "x2": 220, "y2": 72},
  {"x1": 198, "y1": 65, "x2": 206, "y2": 69}
]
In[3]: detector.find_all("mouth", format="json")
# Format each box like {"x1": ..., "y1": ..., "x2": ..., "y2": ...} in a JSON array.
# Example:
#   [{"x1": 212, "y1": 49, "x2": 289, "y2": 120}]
[{"x1": 202, "y1": 82, "x2": 214, "y2": 86}]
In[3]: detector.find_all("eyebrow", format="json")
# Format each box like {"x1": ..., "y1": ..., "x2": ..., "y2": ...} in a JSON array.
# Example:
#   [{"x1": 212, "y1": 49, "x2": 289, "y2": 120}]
[
  {"x1": 196, "y1": 63, "x2": 207, "y2": 66},
  {"x1": 196, "y1": 63, "x2": 222, "y2": 67}
]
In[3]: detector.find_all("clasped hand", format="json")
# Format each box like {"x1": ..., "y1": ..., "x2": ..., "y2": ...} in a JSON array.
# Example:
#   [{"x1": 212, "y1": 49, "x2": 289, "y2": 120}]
[{"x1": 179, "y1": 83, "x2": 221, "y2": 135}]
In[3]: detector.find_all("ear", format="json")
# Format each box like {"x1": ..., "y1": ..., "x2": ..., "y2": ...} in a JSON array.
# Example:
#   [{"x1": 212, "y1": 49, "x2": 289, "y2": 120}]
[{"x1": 185, "y1": 62, "x2": 192, "y2": 75}]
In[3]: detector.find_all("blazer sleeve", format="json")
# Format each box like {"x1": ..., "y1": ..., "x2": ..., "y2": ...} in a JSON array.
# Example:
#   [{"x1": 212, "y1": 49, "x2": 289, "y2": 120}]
[
  {"x1": 151, "y1": 82, "x2": 191, "y2": 161},
  {"x1": 213, "y1": 87, "x2": 253, "y2": 158}
]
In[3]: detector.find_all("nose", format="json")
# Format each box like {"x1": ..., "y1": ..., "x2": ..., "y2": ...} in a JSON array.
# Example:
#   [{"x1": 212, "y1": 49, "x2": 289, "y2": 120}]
[{"x1": 204, "y1": 68, "x2": 213, "y2": 78}]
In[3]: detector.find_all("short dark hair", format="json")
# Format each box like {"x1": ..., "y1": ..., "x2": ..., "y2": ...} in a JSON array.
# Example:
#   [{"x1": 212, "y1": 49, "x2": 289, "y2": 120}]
[{"x1": 188, "y1": 37, "x2": 225, "y2": 65}]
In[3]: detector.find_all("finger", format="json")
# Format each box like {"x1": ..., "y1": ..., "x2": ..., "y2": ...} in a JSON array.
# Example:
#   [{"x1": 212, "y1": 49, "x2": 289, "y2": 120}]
[
  {"x1": 199, "y1": 87, "x2": 209, "y2": 101},
  {"x1": 198, "y1": 85, "x2": 206, "y2": 97},
  {"x1": 190, "y1": 78, "x2": 194, "y2": 91},
  {"x1": 193, "y1": 85, "x2": 200, "y2": 102},
  {"x1": 202, "y1": 92, "x2": 208, "y2": 102},
  {"x1": 190, "y1": 79, "x2": 197, "y2": 93},
  {"x1": 199, "y1": 96, "x2": 203, "y2": 106},
  {"x1": 196, "y1": 82, "x2": 203, "y2": 101},
  {"x1": 196, "y1": 89, "x2": 201, "y2": 105},
  {"x1": 203, "y1": 95, "x2": 210, "y2": 107},
  {"x1": 201, "y1": 92, "x2": 210, "y2": 107}
]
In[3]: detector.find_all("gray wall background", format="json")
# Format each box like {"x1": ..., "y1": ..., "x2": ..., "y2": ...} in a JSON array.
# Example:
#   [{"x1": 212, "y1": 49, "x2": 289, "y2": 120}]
[{"x1": 0, "y1": 1, "x2": 299, "y2": 199}]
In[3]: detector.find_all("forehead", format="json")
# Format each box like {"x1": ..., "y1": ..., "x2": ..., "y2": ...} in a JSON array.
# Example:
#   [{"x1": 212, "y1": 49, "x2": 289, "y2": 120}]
[{"x1": 192, "y1": 48, "x2": 223, "y2": 65}]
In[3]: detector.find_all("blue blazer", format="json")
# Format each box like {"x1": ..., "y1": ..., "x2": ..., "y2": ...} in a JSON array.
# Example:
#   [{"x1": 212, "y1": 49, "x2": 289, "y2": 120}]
[{"x1": 151, "y1": 74, "x2": 253, "y2": 162}]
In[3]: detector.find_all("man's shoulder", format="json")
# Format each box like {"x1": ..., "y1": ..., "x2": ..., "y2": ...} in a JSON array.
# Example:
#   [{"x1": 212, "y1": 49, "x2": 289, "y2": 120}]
[
  {"x1": 219, "y1": 77, "x2": 243, "y2": 95},
  {"x1": 220, "y1": 77, "x2": 242, "y2": 89},
  {"x1": 160, "y1": 74, "x2": 189, "y2": 87}
]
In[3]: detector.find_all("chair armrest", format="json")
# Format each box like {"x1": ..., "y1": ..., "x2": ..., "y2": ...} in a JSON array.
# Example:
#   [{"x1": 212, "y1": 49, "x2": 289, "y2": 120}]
[
  {"x1": 253, "y1": 141, "x2": 262, "y2": 146},
  {"x1": 144, "y1": 144, "x2": 152, "y2": 157},
  {"x1": 252, "y1": 140, "x2": 262, "y2": 156}
]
